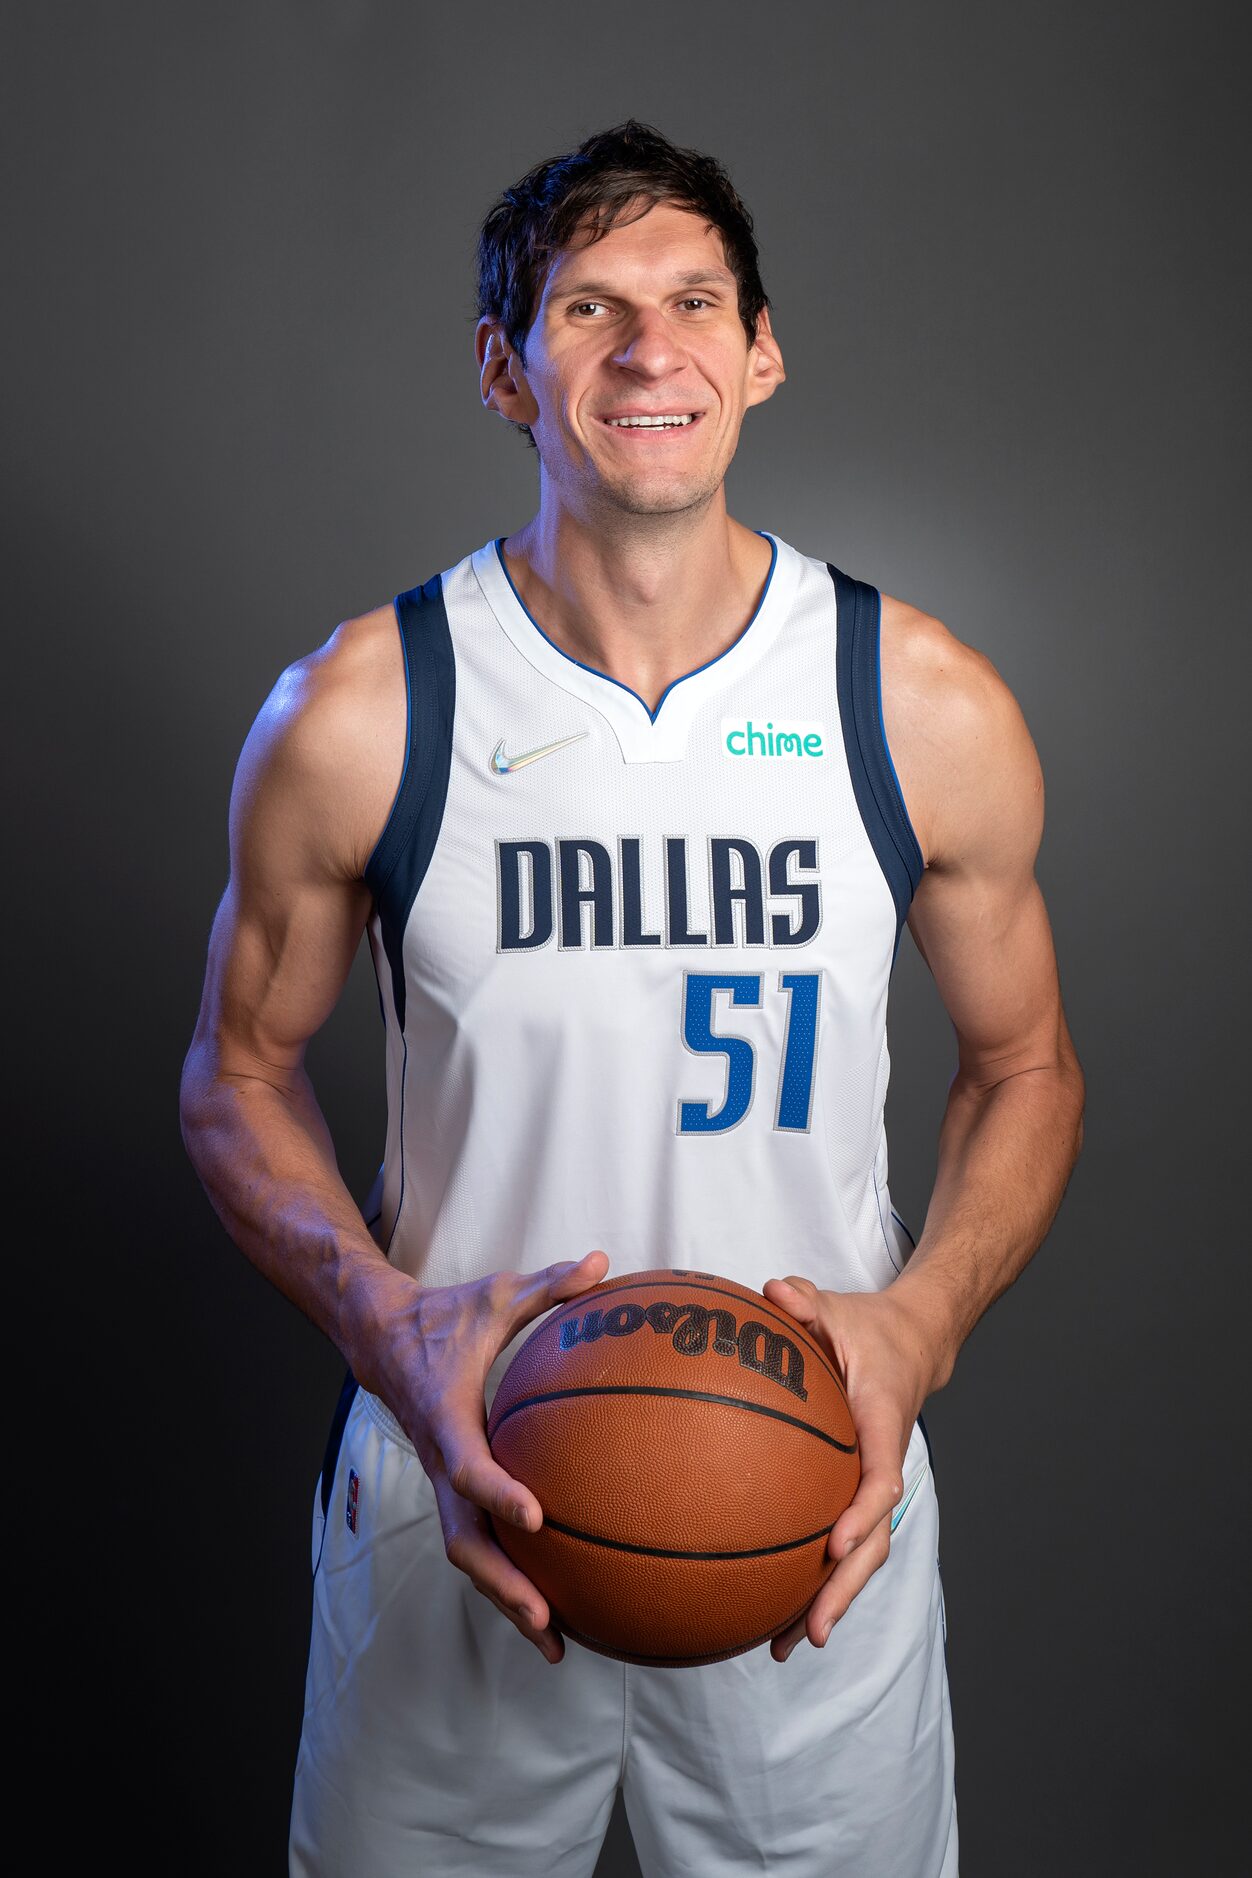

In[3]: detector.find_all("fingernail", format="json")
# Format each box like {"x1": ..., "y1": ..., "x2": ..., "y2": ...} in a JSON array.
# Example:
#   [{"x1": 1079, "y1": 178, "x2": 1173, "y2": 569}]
[
  {"x1": 513, "y1": 1505, "x2": 531, "y2": 1528},
  {"x1": 781, "y1": 1642, "x2": 794, "y2": 1662},
  {"x1": 821, "y1": 1619, "x2": 833, "y2": 1644}
]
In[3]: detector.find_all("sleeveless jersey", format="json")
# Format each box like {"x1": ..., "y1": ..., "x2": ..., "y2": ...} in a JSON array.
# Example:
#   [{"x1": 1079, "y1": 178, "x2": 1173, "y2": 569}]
[{"x1": 361, "y1": 530, "x2": 924, "y2": 1402}]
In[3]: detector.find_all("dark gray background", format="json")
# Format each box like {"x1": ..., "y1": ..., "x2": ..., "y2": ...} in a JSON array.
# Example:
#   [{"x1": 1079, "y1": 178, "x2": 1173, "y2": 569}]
[{"x1": 10, "y1": 2, "x2": 1246, "y2": 1870}]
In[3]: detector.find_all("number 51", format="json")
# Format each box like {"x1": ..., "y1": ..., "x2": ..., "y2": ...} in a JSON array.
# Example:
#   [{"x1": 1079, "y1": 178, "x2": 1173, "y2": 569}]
[{"x1": 678, "y1": 972, "x2": 821, "y2": 1135}]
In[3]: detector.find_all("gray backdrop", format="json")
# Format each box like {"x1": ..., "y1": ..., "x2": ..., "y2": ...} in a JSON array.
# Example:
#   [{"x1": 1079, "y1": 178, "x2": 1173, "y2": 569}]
[{"x1": 10, "y1": 2, "x2": 1246, "y2": 1871}]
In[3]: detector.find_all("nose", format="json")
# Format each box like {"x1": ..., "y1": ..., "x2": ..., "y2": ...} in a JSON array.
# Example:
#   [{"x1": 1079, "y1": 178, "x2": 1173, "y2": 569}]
[{"x1": 610, "y1": 305, "x2": 689, "y2": 379}]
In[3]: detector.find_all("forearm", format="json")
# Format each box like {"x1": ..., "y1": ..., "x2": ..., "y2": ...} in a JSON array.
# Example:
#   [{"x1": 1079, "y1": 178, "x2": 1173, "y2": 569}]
[
  {"x1": 889, "y1": 1046, "x2": 1085, "y2": 1392},
  {"x1": 179, "y1": 1042, "x2": 413, "y2": 1386}
]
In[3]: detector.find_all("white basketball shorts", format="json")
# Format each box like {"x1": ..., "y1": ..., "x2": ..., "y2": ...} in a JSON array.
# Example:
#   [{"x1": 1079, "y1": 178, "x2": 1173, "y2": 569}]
[{"x1": 289, "y1": 1384, "x2": 958, "y2": 1876}]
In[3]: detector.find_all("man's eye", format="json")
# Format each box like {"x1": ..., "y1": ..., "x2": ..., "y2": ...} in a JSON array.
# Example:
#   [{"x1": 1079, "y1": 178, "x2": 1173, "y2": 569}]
[{"x1": 569, "y1": 298, "x2": 715, "y2": 317}]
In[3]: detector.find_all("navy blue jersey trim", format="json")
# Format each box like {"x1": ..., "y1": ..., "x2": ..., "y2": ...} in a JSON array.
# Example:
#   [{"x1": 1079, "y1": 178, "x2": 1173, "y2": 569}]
[
  {"x1": 918, "y1": 1410, "x2": 935, "y2": 1478},
  {"x1": 494, "y1": 532, "x2": 778, "y2": 724},
  {"x1": 319, "y1": 1368, "x2": 360, "y2": 1523},
  {"x1": 384, "y1": 1033, "x2": 409, "y2": 1257},
  {"x1": 829, "y1": 564, "x2": 924, "y2": 956},
  {"x1": 363, "y1": 573, "x2": 456, "y2": 1030},
  {"x1": 890, "y1": 1206, "x2": 917, "y2": 1250}
]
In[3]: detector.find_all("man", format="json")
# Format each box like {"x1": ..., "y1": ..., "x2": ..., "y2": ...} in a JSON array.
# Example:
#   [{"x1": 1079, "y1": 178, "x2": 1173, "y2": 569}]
[{"x1": 181, "y1": 119, "x2": 1084, "y2": 1876}]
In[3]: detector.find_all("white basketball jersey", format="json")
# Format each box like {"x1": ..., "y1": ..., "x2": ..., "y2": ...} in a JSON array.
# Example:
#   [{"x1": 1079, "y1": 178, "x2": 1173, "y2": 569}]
[{"x1": 361, "y1": 530, "x2": 924, "y2": 1402}]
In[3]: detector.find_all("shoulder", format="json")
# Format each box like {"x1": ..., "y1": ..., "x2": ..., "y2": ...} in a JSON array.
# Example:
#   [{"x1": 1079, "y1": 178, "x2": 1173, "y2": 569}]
[
  {"x1": 877, "y1": 592, "x2": 1043, "y2": 873},
  {"x1": 256, "y1": 602, "x2": 401, "y2": 766},
  {"x1": 233, "y1": 601, "x2": 406, "y2": 881}
]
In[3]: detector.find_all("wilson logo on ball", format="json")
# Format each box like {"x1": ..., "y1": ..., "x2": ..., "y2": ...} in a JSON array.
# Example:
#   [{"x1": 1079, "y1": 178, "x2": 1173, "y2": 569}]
[{"x1": 559, "y1": 1298, "x2": 809, "y2": 1402}]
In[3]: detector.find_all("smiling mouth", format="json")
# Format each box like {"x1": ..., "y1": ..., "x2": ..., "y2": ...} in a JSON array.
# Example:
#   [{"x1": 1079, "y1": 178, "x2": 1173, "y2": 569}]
[{"x1": 598, "y1": 413, "x2": 704, "y2": 436}]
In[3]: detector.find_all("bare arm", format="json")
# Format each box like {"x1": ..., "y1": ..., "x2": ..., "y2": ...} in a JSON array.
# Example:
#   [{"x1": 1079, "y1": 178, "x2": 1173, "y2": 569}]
[
  {"x1": 179, "y1": 616, "x2": 606, "y2": 1664},
  {"x1": 179, "y1": 613, "x2": 418, "y2": 1394},
  {"x1": 764, "y1": 604, "x2": 1085, "y2": 1657},
  {"x1": 885, "y1": 623, "x2": 1085, "y2": 1384}
]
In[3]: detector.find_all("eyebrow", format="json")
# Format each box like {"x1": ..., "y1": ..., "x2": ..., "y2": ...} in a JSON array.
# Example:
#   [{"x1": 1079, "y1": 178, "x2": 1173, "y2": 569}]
[{"x1": 548, "y1": 267, "x2": 738, "y2": 300}]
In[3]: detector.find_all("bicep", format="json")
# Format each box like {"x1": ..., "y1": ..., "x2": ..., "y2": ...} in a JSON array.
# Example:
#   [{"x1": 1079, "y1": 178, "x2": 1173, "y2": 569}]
[
  {"x1": 907, "y1": 865, "x2": 1064, "y2": 1087},
  {"x1": 903, "y1": 668, "x2": 1065, "y2": 1085},
  {"x1": 192, "y1": 666, "x2": 375, "y2": 1088}
]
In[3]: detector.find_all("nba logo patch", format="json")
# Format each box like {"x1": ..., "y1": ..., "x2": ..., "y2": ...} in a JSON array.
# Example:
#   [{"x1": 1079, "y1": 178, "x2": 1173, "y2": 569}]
[{"x1": 345, "y1": 1468, "x2": 360, "y2": 1535}]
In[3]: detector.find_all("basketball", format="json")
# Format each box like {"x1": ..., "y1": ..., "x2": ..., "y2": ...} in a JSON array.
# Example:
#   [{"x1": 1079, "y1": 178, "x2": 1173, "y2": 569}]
[{"x1": 487, "y1": 1268, "x2": 860, "y2": 1667}]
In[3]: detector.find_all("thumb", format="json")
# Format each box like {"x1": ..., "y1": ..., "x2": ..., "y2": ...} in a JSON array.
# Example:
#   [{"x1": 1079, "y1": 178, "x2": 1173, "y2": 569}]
[
  {"x1": 494, "y1": 1252, "x2": 609, "y2": 1349},
  {"x1": 548, "y1": 1249, "x2": 609, "y2": 1291},
  {"x1": 763, "y1": 1275, "x2": 818, "y2": 1322},
  {"x1": 505, "y1": 1252, "x2": 607, "y2": 1329}
]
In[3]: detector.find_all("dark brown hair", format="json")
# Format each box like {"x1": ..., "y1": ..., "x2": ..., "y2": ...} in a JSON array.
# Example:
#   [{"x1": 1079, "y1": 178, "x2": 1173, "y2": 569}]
[{"x1": 475, "y1": 119, "x2": 771, "y2": 449}]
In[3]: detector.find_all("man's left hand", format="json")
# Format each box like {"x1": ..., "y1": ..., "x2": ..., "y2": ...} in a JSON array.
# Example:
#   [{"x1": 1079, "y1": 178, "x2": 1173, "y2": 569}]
[{"x1": 760, "y1": 1275, "x2": 942, "y2": 1662}]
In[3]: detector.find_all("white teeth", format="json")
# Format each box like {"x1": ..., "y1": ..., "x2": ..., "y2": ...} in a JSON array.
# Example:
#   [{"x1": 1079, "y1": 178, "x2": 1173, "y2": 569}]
[{"x1": 606, "y1": 414, "x2": 696, "y2": 427}]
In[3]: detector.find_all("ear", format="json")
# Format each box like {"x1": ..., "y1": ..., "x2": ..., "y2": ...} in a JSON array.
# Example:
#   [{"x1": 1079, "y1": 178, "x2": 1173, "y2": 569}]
[
  {"x1": 475, "y1": 317, "x2": 540, "y2": 427},
  {"x1": 744, "y1": 305, "x2": 785, "y2": 410}
]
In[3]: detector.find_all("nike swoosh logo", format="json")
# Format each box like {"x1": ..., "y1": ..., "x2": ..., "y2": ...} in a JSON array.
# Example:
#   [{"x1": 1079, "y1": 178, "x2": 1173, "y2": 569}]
[
  {"x1": 890, "y1": 1465, "x2": 928, "y2": 1534},
  {"x1": 490, "y1": 732, "x2": 588, "y2": 775}
]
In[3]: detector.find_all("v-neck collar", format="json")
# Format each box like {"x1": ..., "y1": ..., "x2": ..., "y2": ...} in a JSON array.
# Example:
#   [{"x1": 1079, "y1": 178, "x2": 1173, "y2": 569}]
[{"x1": 470, "y1": 529, "x2": 801, "y2": 763}]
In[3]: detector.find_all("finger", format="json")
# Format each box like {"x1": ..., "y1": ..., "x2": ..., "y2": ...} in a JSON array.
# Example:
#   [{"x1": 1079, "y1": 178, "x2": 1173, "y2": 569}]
[
  {"x1": 769, "y1": 1392, "x2": 902, "y2": 1662},
  {"x1": 770, "y1": 1600, "x2": 816, "y2": 1661},
  {"x1": 469, "y1": 1255, "x2": 612, "y2": 1528},
  {"x1": 814, "y1": 1515, "x2": 893, "y2": 1637},
  {"x1": 829, "y1": 1397, "x2": 905, "y2": 1561},
  {"x1": 771, "y1": 1515, "x2": 893, "y2": 1660},
  {"x1": 481, "y1": 1584, "x2": 566, "y2": 1664},
  {"x1": 437, "y1": 1414, "x2": 548, "y2": 1532},
  {"x1": 434, "y1": 1469, "x2": 558, "y2": 1637}
]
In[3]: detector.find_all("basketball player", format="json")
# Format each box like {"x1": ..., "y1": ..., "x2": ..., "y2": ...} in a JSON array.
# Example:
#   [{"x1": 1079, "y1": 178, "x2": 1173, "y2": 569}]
[{"x1": 180, "y1": 121, "x2": 1084, "y2": 1876}]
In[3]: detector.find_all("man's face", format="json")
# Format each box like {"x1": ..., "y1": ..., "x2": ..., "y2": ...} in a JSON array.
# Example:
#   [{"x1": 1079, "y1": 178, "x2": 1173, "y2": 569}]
[{"x1": 478, "y1": 200, "x2": 784, "y2": 518}]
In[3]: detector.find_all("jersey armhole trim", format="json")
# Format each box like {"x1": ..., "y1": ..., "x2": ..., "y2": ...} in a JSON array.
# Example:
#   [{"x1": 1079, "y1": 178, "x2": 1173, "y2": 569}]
[
  {"x1": 361, "y1": 596, "x2": 414, "y2": 897},
  {"x1": 829, "y1": 563, "x2": 924, "y2": 956},
  {"x1": 361, "y1": 571, "x2": 456, "y2": 1031},
  {"x1": 874, "y1": 617, "x2": 924, "y2": 877}
]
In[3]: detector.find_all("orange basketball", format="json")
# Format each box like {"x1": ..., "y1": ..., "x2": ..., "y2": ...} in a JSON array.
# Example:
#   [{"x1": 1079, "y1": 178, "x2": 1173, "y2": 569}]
[{"x1": 487, "y1": 1268, "x2": 860, "y2": 1667}]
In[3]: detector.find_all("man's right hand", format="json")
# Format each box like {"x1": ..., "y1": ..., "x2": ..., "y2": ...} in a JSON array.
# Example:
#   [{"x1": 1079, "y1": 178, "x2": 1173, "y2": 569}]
[{"x1": 364, "y1": 1249, "x2": 610, "y2": 1664}]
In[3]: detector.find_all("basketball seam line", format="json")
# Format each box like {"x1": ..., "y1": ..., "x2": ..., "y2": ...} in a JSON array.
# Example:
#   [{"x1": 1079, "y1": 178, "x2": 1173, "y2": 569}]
[
  {"x1": 536, "y1": 1514, "x2": 842, "y2": 1561},
  {"x1": 489, "y1": 1382, "x2": 857, "y2": 1451}
]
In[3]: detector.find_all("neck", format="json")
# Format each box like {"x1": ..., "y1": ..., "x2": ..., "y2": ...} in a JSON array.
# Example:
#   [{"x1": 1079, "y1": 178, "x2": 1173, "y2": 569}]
[{"x1": 501, "y1": 501, "x2": 774, "y2": 714}]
